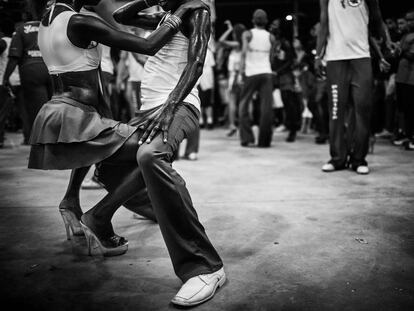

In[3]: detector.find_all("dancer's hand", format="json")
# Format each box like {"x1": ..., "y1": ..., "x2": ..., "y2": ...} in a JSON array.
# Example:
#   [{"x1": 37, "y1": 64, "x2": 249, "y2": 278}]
[
  {"x1": 379, "y1": 58, "x2": 391, "y2": 73},
  {"x1": 314, "y1": 58, "x2": 325, "y2": 77},
  {"x1": 224, "y1": 20, "x2": 233, "y2": 30},
  {"x1": 138, "y1": 102, "x2": 179, "y2": 145},
  {"x1": 174, "y1": 0, "x2": 210, "y2": 18}
]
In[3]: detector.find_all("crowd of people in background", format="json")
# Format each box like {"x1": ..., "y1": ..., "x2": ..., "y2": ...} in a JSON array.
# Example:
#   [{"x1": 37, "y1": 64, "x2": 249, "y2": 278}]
[{"x1": 1, "y1": 1, "x2": 413, "y2": 160}]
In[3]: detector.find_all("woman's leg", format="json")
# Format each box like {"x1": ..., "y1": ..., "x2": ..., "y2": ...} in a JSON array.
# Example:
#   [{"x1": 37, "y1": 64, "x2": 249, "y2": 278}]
[
  {"x1": 228, "y1": 91, "x2": 237, "y2": 129},
  {"x1": 59, "y1": 166, "x2": 90, "y2": 219},
  {"x1": 81, "y1": 132, "x2": 146, "y2": 237}
]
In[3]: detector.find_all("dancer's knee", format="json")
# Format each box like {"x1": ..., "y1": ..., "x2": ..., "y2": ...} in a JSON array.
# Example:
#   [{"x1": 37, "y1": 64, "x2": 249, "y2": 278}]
[{"x1": 137, "y1": 146, "x2": 156, "y2": 169}]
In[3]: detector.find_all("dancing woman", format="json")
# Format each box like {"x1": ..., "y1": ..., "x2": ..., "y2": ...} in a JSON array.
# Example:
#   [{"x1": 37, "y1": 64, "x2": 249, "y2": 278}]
[
  {"x1": 218, "y1": 20, "x2": 246, "y2": 137},
  {"x1": 28, "y1": 0, "x2": 208, "y2": 256}
]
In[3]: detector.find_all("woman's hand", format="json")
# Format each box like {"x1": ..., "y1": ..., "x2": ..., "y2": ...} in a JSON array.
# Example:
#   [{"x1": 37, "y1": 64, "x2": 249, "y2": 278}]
[
  {"x1": 174, "y1": 0, "x2": 210, "y2": 18},
  {"x1": 138, "y1": 101, "x2": 180, "y2": 145},
  {"x1": 224, "y1": 20, "x2": 233, "y2": 31},
  {"x1": 314, "y1": 57, "x2": 325, "y2": 77},
  {"x1": 379, "y1": 58, "x2": 391, "y2": 73}
]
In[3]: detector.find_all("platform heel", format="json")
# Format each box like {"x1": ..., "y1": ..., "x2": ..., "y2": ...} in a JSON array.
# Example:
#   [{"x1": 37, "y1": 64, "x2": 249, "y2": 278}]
[
  {"x1": 59, "y1": 209, "x2": 84, "y2": 240},
  {"x1": 80, "y1": 221, "x2": 128, "y2": 257}
]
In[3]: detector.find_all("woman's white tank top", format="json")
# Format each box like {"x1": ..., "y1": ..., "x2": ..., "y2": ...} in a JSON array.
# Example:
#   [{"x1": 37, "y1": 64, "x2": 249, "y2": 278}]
[
  {"x1": 38, "y1": 8, "x2": 101, "y2": 74},
  {"x1": 245, "y1": 28, "x2": 272, "y2": 77}
]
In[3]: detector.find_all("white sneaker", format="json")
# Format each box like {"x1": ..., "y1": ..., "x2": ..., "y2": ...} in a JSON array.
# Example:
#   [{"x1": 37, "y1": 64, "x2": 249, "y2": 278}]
[
  {"x1": 356, "y1": 165, "x2": 370, "y2": 175},
  {"x1": 252, "y1": 125, "x2": 259, "y2": 145},
  {"x1": 275, "y1": 125, "x2": 286, "y2": 133},
  {"x1": 322, "y1": 163, "x2": 335, "y2": 172},
  {"x1": 171, "y1": 267, "x2": 226, "y2": 307},
  {"x1": 187, "y1": 152, "x2": 198, "y2": 161}
]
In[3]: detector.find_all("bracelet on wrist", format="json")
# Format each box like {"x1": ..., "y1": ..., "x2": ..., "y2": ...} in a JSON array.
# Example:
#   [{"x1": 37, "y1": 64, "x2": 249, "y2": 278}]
[{"x1": 163, "y1": 14, "x2": 182, "y2": 30}]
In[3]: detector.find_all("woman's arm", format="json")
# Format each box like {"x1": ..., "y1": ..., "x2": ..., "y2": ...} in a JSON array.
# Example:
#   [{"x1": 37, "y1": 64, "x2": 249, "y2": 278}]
[
  {"x1": 218, "y1": 20, "x2": 239, "y2": 48},
  {"x1": 315, "y1": 0, "x2": 329, "y2": 76},
  {"x1": 219, "y1": 40, "x2": 239, "y2": 49},
  {"x1": 240, "y1": 30, "x2": 252, "y2": 78},
  {"x1": 316, "y1": 0, "x2": 328, "y2": 59},
  {"x1": 218, "y1": 28, "x2": 239, "y2": 49},
  {"x1": 68, "y1": 13, "x2": 179, "y2": 56},
  {"x1": 113, "y1": 0, "x2": 209, "y2": 29},
  {"x1": 366, "y1": 0, "x2": 392, "y2": 51},
  {"x1": 113, "y1": 0, "x2": 163, "y2": 29}
]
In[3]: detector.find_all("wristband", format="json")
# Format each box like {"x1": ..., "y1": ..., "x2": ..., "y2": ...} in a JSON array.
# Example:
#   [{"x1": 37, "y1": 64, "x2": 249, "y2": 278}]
[{"x1": 163, "y1": 14, "x2": 182, "y2": 30}]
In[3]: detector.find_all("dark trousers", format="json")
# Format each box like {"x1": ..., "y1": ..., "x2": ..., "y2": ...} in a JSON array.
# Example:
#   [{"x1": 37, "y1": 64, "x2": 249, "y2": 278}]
[
  {"x1": 97, "y1": 103, "x2": 223, "y2": 282},
  {"x1": 384, "y1": 76, "x2": 397, "y2": 133},
  {"x1": 20, "y1": 63, "x2": 52, "y2": 139},
  {"x1": 313, "y1": 79, "x2": 329, "y2": 138},
  {"x1": 396, "y1": 82, "x2": 414, "y2": 140},
  {"x1": 184, "y1": 124, "x2": 200, "y2": 156},
  {"x1": 238, "y1": 73, "x2": 274, "y2": 146},
  {"x1": 326, "y1": 58, "x2": 373, "y2": 168},
  {"x1": 0, "y1": 86, "x2": 13, "y2": 144},
  {"x1": 281, "y1": 90, "x2": 302, "y2": 133},
  {"x1": 371, "y1": 79, "x2": 386, "y2": 134}
]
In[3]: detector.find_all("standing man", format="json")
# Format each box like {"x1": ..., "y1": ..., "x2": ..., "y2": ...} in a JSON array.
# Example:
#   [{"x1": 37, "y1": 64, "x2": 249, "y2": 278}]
[
  {"x1": 112, "y1": 0, "x2": 225, "y2": 307},
  {"x1": 239, "y1": 9, "x2": 275, "y2": 147},
  {"x1": 2, "y1": 2, "x2": 52, "y2": 143},
  {"x1": 316, "y1": 0, "x2": 391, "y2": 174},
  {"x1": 395, "y1": 9, "x2": 414, "y2": 150}
]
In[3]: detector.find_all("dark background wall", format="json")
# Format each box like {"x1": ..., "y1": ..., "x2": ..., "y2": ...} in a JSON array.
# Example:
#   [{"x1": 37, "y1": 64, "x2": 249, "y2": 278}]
[
  {"x1": 1, "y1": 0, "x2": 413, "y2": 38},
  {"x1": 214, "y1": 0, "x2": 414, "y2": 40}
]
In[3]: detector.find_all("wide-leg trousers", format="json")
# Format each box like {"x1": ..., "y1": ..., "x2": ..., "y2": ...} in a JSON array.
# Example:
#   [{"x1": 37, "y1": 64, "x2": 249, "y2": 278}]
[
  {"x1": 238, "y1": 73, "x2": 274, "y2": 147},
  {"x1": 326, "y1": 58, "x2": 373, "y2": 168},
  {"x1": 97, "y1": 103, "x2": 223, "y2": 282}
]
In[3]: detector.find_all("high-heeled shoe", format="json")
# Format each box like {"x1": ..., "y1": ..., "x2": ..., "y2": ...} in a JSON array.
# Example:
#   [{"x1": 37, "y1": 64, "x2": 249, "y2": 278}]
[
  {"x1": 59, "y1": 209, "x2": 84, "y2": 240},
  {"x1": 80, "y1": 221, "x2": 128, "y2": 257}
]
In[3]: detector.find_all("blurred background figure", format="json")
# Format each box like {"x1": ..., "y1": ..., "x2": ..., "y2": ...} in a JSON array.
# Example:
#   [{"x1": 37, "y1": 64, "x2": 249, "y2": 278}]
[
  {"x1": 395, "y1": 9, "x2": 414, "y2": 150},
  {"x1": 239, "y1": 9, "x2": 275, "y2": 147},
  {"x1": 218, "y1": 20, "x2": 246, "y2": 137},
  {"x1": 0, "y1": 23, "x2": 21, "y2": 148},
  {"x1": 270, "y1": 21, "x2": 297, "y2": 142},
  {"x1": 198, "y1": 38, "x2": 216, "y2": 129},
  {"x1": 2, "y1": 0, "x2": 51, "y2": 145}
]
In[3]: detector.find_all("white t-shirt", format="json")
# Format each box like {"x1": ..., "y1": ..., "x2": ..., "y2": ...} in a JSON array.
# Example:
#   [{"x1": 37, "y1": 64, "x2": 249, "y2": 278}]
[{"x1": 325, "y1": 0, "x2": 370, "y2": 61}]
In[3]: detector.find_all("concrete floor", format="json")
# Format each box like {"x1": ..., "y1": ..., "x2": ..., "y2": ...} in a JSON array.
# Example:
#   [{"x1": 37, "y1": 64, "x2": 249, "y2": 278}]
[{"x1": 0, "y1": 129, "x2": 413, "y2": 311}]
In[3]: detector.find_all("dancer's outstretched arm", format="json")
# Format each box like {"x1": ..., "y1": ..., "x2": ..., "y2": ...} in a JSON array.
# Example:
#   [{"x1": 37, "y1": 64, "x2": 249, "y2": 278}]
[
  {"x1": 113, "y1": 0, "x2": 209, "y2": 29},
  {"x1": 113, "y1": 0, "x2": 164, "y2": 29},
  {"x1": 68, "y1": 0, "x2": 207, "y2": 55},
  {"x1": 139, "y1": 8, "x2": 210, "y2": 144}
]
